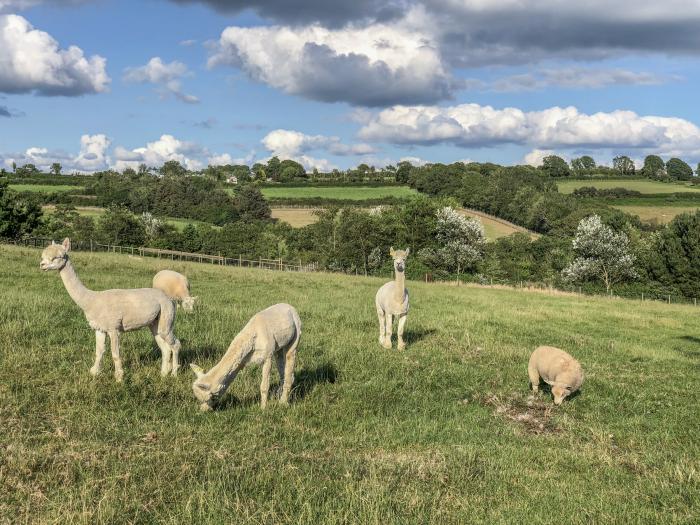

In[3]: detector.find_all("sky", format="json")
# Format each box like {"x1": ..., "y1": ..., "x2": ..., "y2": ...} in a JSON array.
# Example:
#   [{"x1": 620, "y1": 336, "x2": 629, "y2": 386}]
[{"x1": 1, "y1": 0, "x2": 700, "y2": 173}]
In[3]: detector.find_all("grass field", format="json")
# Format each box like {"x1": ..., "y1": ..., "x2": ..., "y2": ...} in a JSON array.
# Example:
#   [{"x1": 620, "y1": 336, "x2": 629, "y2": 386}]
[
  {"x1": 42, "y1": 206, "x2": 214, "y2": 232},
  {"x1": 613, "y1": 205, "x2": 700, "y2": 224},
  {"x1": 556, "y1": 179, "x2": 700, "y2": 194},
  {"x1": 271, "y1": 207, "x2": 321, "y2": 227},
  {"x1": 258, "y1": 186, "x2": 419, "y2": 200},
  {"x1": 11, "y1": 184, "x2": 85, "y2": 193},
  {"x1": 1, "y1": 244, "x2": 698, "y2": 523},
  {"x1": 458, "y1": 209, "x2": 538, "y2": 240}
]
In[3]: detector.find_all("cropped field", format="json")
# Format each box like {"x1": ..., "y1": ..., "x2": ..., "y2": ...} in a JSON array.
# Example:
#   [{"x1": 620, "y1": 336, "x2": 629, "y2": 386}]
[
  {"x1": 613, "y1": 205, "x2": 700, "y2": 224},
  {"x1": 1, "y1": 244, "x2": 698, "y2": 523},
  {"x1": 259, "y1": 185, "x2": 419, "y2": 200},
  {"x1": 556, "y1": 179, "x2": 700, "y2": 194},
  {"x1": 271, "y1": 207, "x2": 320, "y2": 227},
  {"x1": 11, "y1": 184, "x2": 85, "y2": 193}
]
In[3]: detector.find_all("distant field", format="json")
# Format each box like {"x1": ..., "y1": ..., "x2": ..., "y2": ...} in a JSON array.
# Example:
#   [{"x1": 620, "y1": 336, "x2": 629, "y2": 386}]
[
  {"x1": 259, "y1": 186, "x2": 418, "y2": 200},
  {"x1": 11, "y1": 184, "x2": 84, "y2": 193},
  {"x1": 556, "y1": 179, "x2": 700, "y2": 194},
  {"x1": 459, "y1": 209, "x2": 539, "y2": 240},
  {"x1": 613, "y1": 205, "x2": 700, "y2": 224},
  {"x1": 42, "y1": 206, "x2": 212, "y2": 232},
  {"x1": 271, "y1": 207, "x2": 320, "y2": 227}
]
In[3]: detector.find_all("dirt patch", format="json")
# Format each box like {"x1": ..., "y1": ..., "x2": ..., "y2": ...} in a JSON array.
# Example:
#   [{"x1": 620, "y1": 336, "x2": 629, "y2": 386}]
[{"x1": 468, "y1": 393, "x2": 561, "y2": 435}]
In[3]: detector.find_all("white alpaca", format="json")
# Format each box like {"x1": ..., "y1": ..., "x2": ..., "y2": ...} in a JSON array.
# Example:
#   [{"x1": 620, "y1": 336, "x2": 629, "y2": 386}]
[
  {"x1": 528, "y1": 346, "x2": 584, "y2": 405},
  {"x1": 375, "y1": 247, "x2": 410, "y2": 350},
  {"x1": 40, "y1": 238, "x2": 181, "y2": 381},
  {"x1": 190, "y1": 303, "x2": 301, "y2": 411},
  {"x1": 152, "y1": 270, "x2": 197, "y2": 312}
]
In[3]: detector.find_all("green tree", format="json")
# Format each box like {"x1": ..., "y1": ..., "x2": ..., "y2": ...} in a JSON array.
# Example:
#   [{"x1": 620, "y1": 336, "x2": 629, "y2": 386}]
[
  {"x1": 395, "y1": 161, "x2": 413, "y2": 183},
  {"x1": 641, "y1": 155, "x2": 665, "y2": 179},
  {"x1": 266, "y1": 156, "x2": 282, "y2": 181},
  {"x1": 570, "y1": 156, "x2": 595, "y2": 175},
  {"x1": 160, "y1": 160, "x2": 187, "y2": 177},
  {"x1": 541, "y1": 155, "x2": 570, "y2": 177},
  {"x1": 97, "y1": 206, "x2": 146, "y2": 246},
  {"x1": 237, "y1": 184, "x2": 271, "y2": 221},
  {"x1": 666, "y1": 158, "x2": 693, "y2": 180},
  {"x1": 0, "y1": 180, "x2": 42, "y2": 239},
  {"x1": 181, "y1": 223, "x2": 202, "y2": 252},
  {"x1": 50, "y1": 163, "x2": 62, "y2": 176},
  {"x1": 613, "y1": 155, "x2": 635, "y2": 176}
]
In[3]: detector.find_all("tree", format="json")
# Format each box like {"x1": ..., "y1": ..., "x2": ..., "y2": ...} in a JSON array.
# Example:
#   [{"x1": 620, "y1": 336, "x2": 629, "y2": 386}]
[
  {"x1": 0, "y1": 180, "x2": 42, "y2": 239},
  {"x1": 50, "y1": 163, "x2": 62, "y2": 176},
  {"x1": 541, "y1": 155, "x2": 570, "y2": 177},
  {"x1": 641, "y1": 155, "x2": 665, "y2": 179},
  {"x1": 612, "y1": 155, "x2": 635, "y2": 176},
  {"x1": 237, "y1": 184, "x2": 271, "y2": 221},
  {"x1": 666, "y1": 158, "x2": 693, "y2": 181},
  {"x1": 562, "y1": 215, "x2": 637, "y2": 292},
  {"x1": 97, "y1": 206, "x2": 146, "y2": 246},
  {"x1": 570, "y1": 156, "x2": 595, "y2": 175},
  {"x1": 433, "y1": 206, "x2": 486, "y2": 278},
  {"x1": 266, "y1": 156, "x2": 282, "y2": 181},
  {"x1": 160, "y1": 160, "x2": 187, "y2": 177},
  {"x1": 395, "y1": 161, "x2": 413, "y2": 183}
]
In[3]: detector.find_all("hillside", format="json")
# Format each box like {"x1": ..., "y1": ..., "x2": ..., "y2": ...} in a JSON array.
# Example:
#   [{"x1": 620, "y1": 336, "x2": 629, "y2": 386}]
[{"x1": 1, "y1": 244, "x2": 698, "y2": 523}]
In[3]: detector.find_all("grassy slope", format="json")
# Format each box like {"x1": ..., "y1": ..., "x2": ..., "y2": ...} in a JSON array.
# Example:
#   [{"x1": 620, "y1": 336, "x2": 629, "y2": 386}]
[
  {"x1": 259, "y1": 186, "x2": 419, "y2": 200},
  {"x1": 613, "y1": 205, "x2": 700, "y2": 224},
  {"x1": 11, "y1": 184, "x2": 84, "y2": 193},
  {"x1": 556, "y1": 179, "x2": 700, "y2": 194},
  {"x1": 1, "y1": 244, "x2": 698, "y2": 524}
]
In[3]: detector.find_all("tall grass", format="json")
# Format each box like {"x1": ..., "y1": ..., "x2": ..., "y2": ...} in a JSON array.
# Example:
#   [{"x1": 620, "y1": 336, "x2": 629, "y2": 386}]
[{"x1": 1, "y1": 245, "x2": 698, "y2": 524}]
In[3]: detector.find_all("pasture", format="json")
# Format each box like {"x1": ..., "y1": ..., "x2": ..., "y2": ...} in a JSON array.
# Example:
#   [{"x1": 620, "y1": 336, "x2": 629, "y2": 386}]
[
  {"x1": 556, "y1": 179, "x2": 700, "y2": 194},
  {"x1": 271, "y1": 207, "x2": 320, "y2": 227},
  {"x1": 258, "y1": 185, "x2": 419, "y2": 200},
  {"x1": 613, "y1": 205, "x2": 700, "y2": 224},
  {"x1": 10, "y1": 184, "x2": 85, "y2": 193},
  {"x1": 1, "y1": 244, "x2": 698, "y2": 523}
]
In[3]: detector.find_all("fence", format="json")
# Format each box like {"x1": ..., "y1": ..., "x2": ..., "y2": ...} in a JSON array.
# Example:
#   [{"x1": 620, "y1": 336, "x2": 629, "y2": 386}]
[{"x1": 10, "y1": 237, "x2": 319, "y2": 273}]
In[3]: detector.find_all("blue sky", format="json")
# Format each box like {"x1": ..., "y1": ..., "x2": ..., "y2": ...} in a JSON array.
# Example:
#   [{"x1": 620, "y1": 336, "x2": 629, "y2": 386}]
[{"x1": 1, "y1": 0, "x2": 700, "y2": 172}]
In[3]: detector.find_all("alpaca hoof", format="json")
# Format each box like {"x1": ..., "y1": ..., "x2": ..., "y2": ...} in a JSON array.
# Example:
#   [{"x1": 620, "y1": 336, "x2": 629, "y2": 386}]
[
  {"x1": 381, "y1": 341, "x2": 392, "y2": 350},
  {"x1": 199, "y1": 403, "x2": 212, "y2": 412},
  {"x1": 114, "y1": 371, "x2": 124, "y2": 382},
  {"x1": 170, "y1": 367, "x2": 179, "y2": 377},
  {"x1": 89, "y1": 367, "x2": 100, "y2": 377},
  {"x1": 397, "y1": 342, "x2": 406, "y2": 351},
  {"x1": 161, "y1": 367, "x2": 171, "y2": 377}
]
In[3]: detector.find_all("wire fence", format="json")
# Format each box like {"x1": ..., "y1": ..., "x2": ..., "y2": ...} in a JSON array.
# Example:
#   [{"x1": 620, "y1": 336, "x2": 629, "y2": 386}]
[{"x1": 9, "y1": 237, "x2": 318, "y2": 273}]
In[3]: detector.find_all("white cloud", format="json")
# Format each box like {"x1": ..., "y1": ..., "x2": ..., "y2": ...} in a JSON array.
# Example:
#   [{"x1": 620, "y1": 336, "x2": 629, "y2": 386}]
[
  {"x1": 2, "y1": 134, "x2": 110, "y2": 173},
  {"x1": 208, "y1": 150, "x2": 256, "y2": 166},
  {"x1": 209, "y1": 15, "x2": 457, "y2": 106},
  {"x1": 522, "y1": 149, "x2": 557, "y2": 166},
  {"x1": 0, "y1": 14, "x2": 109, "y2": 96},
  {"x1": 113, "y1": 134, "x2": 206, "y2": 171},
  {"x1": 359, "y1": 103, "x2": 700, "y2": 158},
  {"x1": 123, "y1": 57, "x2": 199, "y2": 104}
]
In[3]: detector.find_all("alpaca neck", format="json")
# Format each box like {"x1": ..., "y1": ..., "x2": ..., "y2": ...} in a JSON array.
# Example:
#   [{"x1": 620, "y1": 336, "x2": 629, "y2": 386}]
[
  {"x1": 393, "y1": 269, "x2": 405, "y2": 302},
  {"x1": 206, "y1": 332, "x2": 255, "y2": 395},
  {"x1": 59, "y1": 259, "x2": 94, "y2": 311}
]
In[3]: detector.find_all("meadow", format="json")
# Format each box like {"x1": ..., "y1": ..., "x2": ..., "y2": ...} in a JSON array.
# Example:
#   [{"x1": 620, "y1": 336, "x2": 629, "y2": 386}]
[
  {"x1": 556, "y1": 179, "x2": 700, "y2": 194},
  {"x1": 613, "y1": 205, "x2": 700, "y2": 224},
  {"x1": 258, "y1": 185, "x2": 419, "y2": 200},
  {"x1": 1, "y1": 244, "x2": 698, "y2": 524},
  {"x1": 10, "y1": 184, "x2": 85, "y2": 193}
]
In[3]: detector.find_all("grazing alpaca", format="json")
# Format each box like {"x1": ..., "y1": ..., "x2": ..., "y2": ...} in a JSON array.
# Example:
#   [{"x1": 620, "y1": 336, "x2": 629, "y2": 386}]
[
  {"x1": 528, "y1": 346, "x2": 584, "y2": 405},
  {"x1": 152, "y1": 270, "x2": 197, "y2": 312},
  {"x1": 375, "y1": 247, "x2": 410, "y2": 350},
  {"x1": 190, "y1": 303, "x2": 301, "y2": 412},
  {"x1": 40, "y1": 238, "x2": 181, "y2": 381}
]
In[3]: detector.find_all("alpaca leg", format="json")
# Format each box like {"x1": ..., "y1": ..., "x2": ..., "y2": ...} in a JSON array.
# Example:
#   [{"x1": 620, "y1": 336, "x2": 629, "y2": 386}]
[
  {"x1": 280, "y1": 342, "x2": 299, "y2": 405},
  {"x1": 109, "y1": 331, "x2": 124, "y2": 382},
  {"x1": 383, "y1": 313, "x2": 393, "y2": 349},
  {"x1": 260, "y1": 355, "x2": 273, "y2": 409},
  {"x1": 397, "y1": 314, "x2": 408, "y2": 350},
  {"x1": 377, "y1": 308, "x2": 386, "y2": 346},
  {"x1": 528, "y1": 363, "x2": 540, "y2": 393},
  {"x1": 275, "y1": 351, "x2": 286, "y2": 399},
  {"x1": 150, "y1": 323, "x2": 172, "y2": 377},
  {"x1": 162, "y1": 332, "x2": 181, "y2": 376},
  {"x1": 90, "y1": 330, "x2": 107, "y2": 377}
]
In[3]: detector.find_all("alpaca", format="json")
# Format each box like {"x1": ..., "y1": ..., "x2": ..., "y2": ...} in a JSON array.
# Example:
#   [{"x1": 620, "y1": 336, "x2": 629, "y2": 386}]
[
  {"x1": 152, "y1": 270, "x2": 197, "y2": 312},
  {"x1": 375, "y1": 247, "x2": 410, "y2": 350},
  {"x1": 40, "y1": 238, "x2": 181, "y2": 381},
  {"x1": 190, "y1": 303, "x2": 301, "y2": 412},
  {"x1": 528, "y1": 346, "x2": 584, "y2": 405}
]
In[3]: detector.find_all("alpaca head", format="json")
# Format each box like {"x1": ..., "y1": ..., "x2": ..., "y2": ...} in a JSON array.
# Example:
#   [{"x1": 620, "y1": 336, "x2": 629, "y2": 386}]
[
  {"x1": 389, "y1": 247, "x2": 410, "y2": 273},
  {"x1": 190, "y1": 363, "x2": 214, "y2": 411},
  {"x1": 551, "y1": 384, "x2": 572, "y2": 405},
  {"x1": 40, "y1": 238, "x2": 71, "y2": 271}
]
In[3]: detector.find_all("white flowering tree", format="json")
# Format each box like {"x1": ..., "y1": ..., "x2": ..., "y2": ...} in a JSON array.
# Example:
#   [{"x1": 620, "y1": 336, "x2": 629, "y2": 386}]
[
  {"x1": 435, "y1": 207, "x2": 486, "y2": 278},
  {"x1": 140, "y1": 212, "x2": 163, "y2": 241},
  {"x1": 562, "y1": 214, "x2": 637, "y2": 293}
]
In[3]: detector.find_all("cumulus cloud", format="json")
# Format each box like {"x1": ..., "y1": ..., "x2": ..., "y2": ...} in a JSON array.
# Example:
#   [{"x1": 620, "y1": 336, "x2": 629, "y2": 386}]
[
  {"x1": 208, "y1": 150, "x2": 256, "y2": 166},
  {"x1": 112, "y1": 134, "x2": 207, "y2": 171},
  {"x1": 2, "y1": 134, "x2": 110, "y2": 172},
  {"x1": 0, "y1": 104, "x2": 23, "y2": 117},
  {"x1": 209, "y1": 18, "x2": 457, "y2": 106},
  {"x1": 0, "y1": 14, "x2": 109, "y2": 96},
  {"x1": 123, "y1": 57, "x2": 199, "y2": 104},
  {"x1": 0, "y1": 0, "x2": 87, "y2": 13},
  {"x1": 358, "y1": 103, "x2": 700, "y2": 157}
]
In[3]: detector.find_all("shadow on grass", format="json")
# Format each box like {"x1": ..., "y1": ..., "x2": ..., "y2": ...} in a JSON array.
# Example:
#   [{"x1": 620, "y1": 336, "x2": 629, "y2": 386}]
[
  {"x1": 404, "y1": 328, "x2": 437, "y2": 345},
  {"x1": 675, "y1": 336, "x2": 700, "y2": 360},
  {"x1": 531, "y1": 380, "x2": 582, "y2": 403},
  {"x1": 214, "y1": 362, "x2": 338, "y2": 411}
]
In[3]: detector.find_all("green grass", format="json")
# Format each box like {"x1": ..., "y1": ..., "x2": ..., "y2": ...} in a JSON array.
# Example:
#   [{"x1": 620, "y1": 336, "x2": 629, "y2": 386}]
[
  {"x1": 42, "y1": 206, "x2": 215, "y2": 232},
  {"x1": 11, "y1": 184, "x2": 85, "y2": 193},
  {"x1": 613, "y1": 205, "x2": 700, "y2": 224},
  {"x1": 1, "y1": 244, "x2": 699, "y2": 523},
  {"x1": 556, "y1": 179, "x2": 700, "y2": 194},
  {"x1": 258, "y1": 185, "x2": 419, "y2": 200}
]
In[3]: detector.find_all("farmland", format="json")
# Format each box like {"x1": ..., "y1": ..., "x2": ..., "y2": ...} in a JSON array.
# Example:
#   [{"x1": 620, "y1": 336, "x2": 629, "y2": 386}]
[
  {"x1": 556, "y1": 179, "x2": 700, "y2": 194},
  {"x1": 1, "y1": 244, "x2": 698, "y2": 523},
  {"x1": 10, "y1": 184, "x2": 84, "y2": 193},
  {"x1": 258, "y1": 185, "x2": 419, "y2": 200},
  {"x1": 613, "y1": 205, "x2": 700, "y2": 224}
]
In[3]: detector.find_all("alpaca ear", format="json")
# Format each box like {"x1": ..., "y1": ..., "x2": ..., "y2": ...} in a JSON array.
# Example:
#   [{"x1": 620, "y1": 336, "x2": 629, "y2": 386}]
[
  {"x1": 190, "y1": 363, "x2": 205, "y2": 379},
  {"x1": 389, "y1": 246, "x2": 395, "y2": 257},
  {"x1": 62, "y1": 238, "x2": 71, "y2": 252},
  {"x1": 405, "y1": 247, "x2": 410, "y2": 256},
  {"x1": 51, "y1": 240, "x2": 56, "y2": 245}
]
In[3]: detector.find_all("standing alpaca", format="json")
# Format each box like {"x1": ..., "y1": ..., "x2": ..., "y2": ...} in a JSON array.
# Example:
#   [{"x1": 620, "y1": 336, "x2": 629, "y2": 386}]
[
  {"x1": 40, "y1": 238, "x2": 181, "y2": 381},
  {"x1": 375, "y1": 247, "x2": 410, "y2": 350},
  {"x1": 190, "y1": 303, "x2": 301, "y2": 412},
  {"x1": 152, "y1": 270, "x2": 197, "y2": 312}
]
